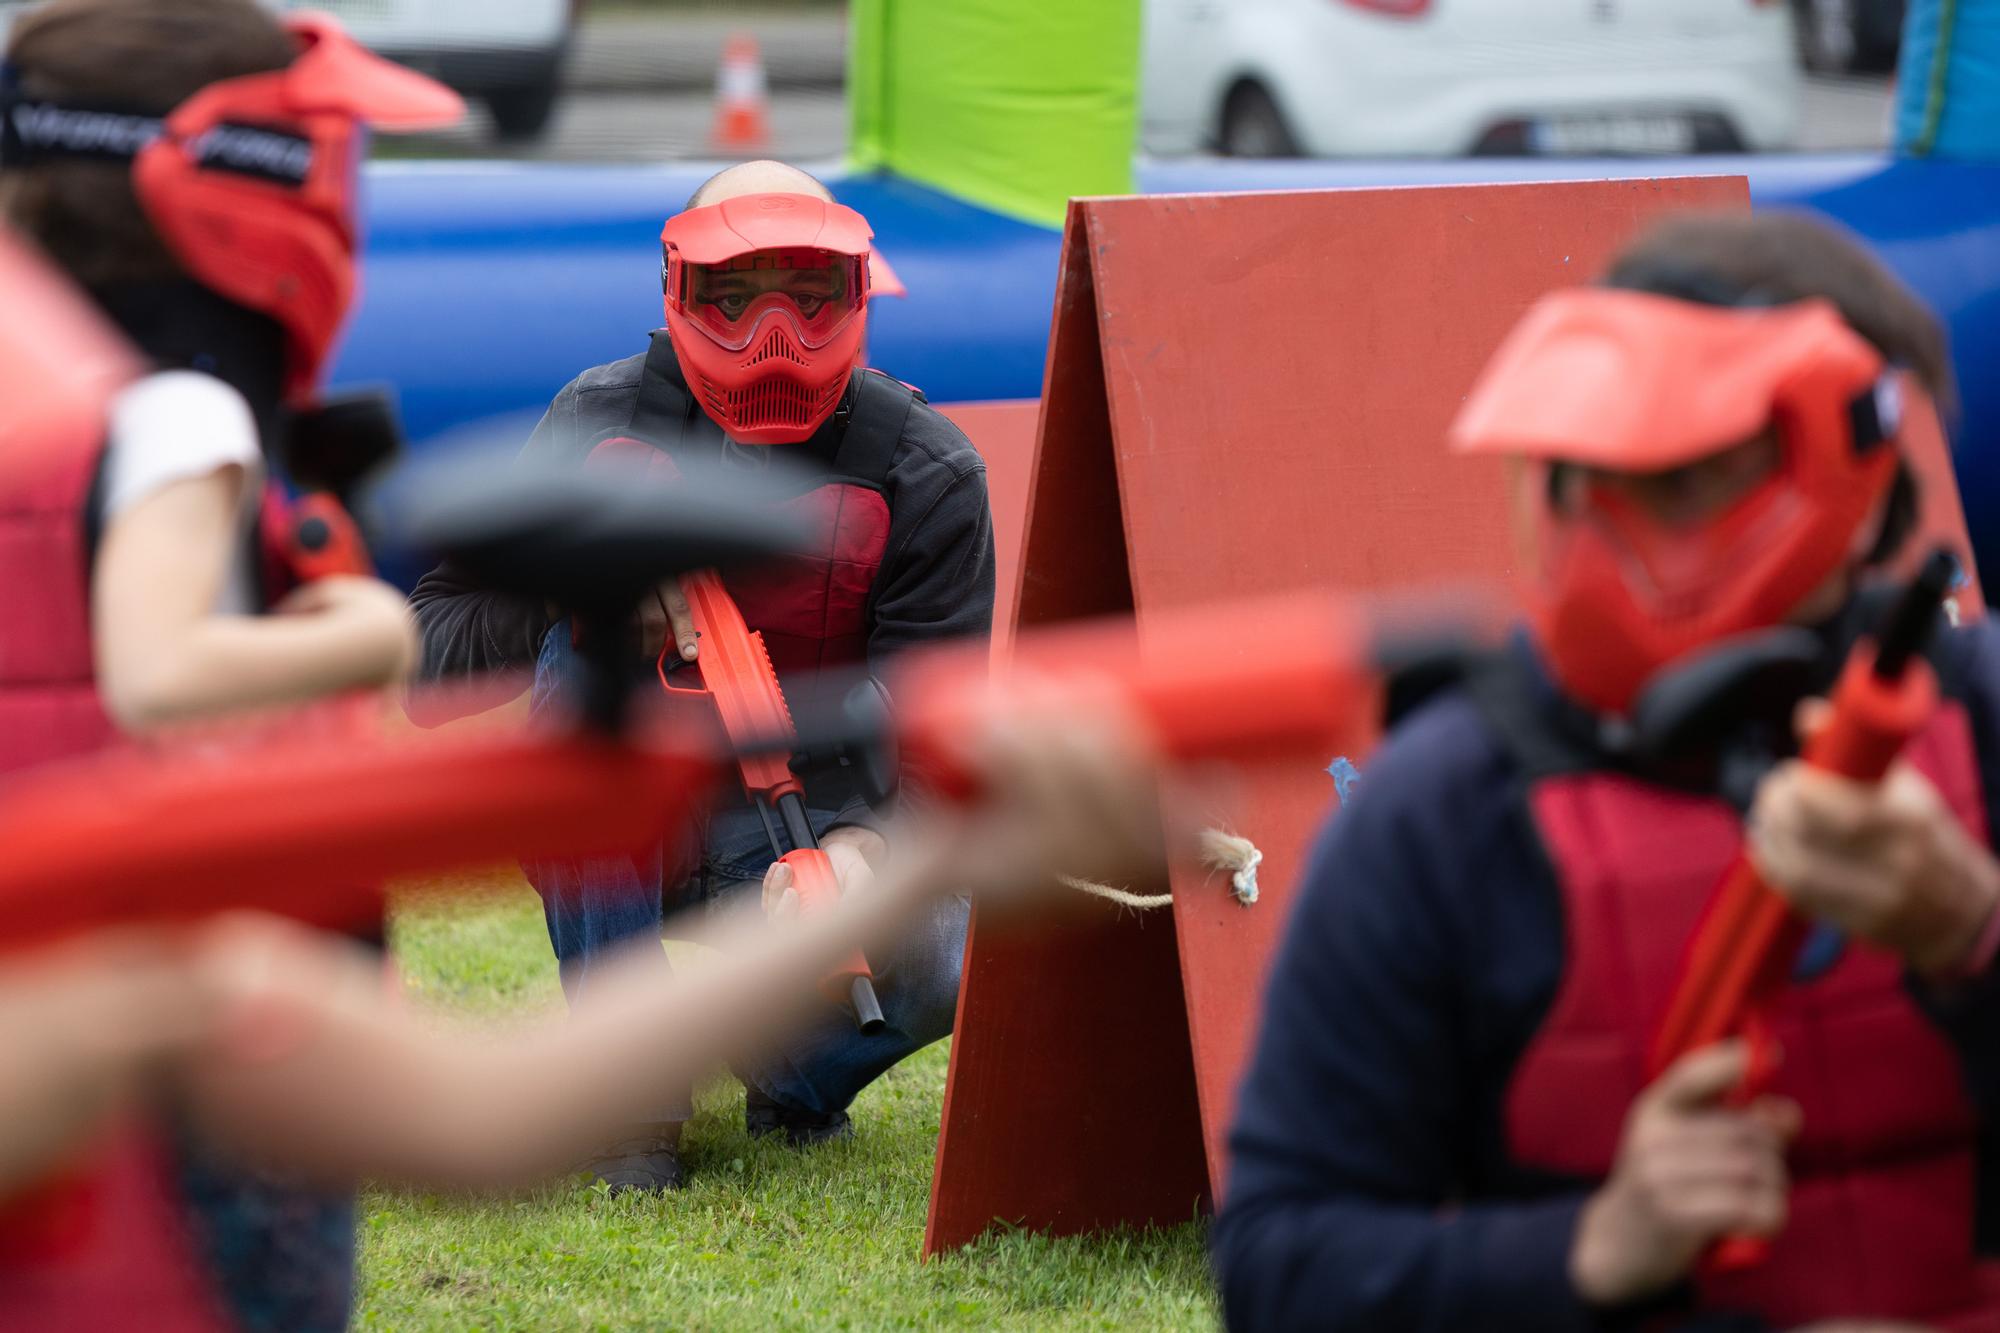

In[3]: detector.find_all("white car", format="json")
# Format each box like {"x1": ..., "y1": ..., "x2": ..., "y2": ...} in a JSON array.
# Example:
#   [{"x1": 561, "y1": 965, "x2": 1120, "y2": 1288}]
[
  {"x1": 0, "y1": 0, "x2": 577, "y2": 141},
  {"x1": 1142, "y1": 0, "x2": 1803, "y2": 157}
]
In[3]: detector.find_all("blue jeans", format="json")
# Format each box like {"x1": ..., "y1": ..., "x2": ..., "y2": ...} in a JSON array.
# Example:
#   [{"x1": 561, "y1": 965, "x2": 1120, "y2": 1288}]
[{"x1": 521, "y1": 624, "x2": 968, "y2": 1120}]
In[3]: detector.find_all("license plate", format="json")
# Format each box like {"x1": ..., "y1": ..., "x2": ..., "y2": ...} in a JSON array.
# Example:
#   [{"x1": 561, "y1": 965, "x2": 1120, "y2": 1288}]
[
  {"x1": 1527, "y1": 114, "x2": 1697, "y2": 156},
  {"x1": 276, "y1": 0, "x2": 398, "y2": 18}
]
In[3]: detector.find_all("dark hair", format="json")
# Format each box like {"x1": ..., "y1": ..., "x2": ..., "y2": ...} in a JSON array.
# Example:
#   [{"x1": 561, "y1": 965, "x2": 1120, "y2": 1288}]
[
  {"x1": 0, "y1": 0, "x2": 296, "y2": 288},
  {"x1": 1606, "y1": 211, "x2": 1949, "y2": 564},
  {"x1": 1605, "y1": 211, "x2": 1955, "y2": 408}
]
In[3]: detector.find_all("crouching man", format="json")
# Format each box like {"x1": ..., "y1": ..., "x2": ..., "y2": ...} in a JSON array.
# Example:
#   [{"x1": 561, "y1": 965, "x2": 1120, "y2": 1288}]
[{"x1": 411, "y1": 160, "x2": 994, "y2": 1191}]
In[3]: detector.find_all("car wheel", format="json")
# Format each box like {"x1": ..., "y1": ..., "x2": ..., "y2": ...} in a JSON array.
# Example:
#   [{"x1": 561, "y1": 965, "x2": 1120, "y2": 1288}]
[
  {"x1": 1794, "y1": 0, "x2": 1859, "y2": 74},
  {"x1": 1219, "y1": 83, "x2": 1300, "y2": 158},
  {"x1": 487, "y1": 71, "x2": 561, "y2": 142}
]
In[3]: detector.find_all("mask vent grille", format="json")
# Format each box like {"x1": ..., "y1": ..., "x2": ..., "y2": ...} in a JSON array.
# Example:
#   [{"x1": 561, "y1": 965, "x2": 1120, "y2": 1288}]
[
  {"x1": 724, "y1": 374, "x2": 845, "y2": 433},
  {"x1": 746, "y1": 327, "x2": 810, "y2": 368}
]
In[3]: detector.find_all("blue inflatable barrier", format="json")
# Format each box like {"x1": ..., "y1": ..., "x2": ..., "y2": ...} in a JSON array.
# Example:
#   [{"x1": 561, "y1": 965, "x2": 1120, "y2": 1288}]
[{"x1": 336, "y1": 153, "x2": 2000, "y2": 572}]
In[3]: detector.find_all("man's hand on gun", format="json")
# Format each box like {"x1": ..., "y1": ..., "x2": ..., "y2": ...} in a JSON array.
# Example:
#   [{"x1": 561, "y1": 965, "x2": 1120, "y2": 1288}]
[
  {"x1": 764, "y1": 829, "x2": 883, "y2": 920},
  {"x1": 636, "y1": 577, "x2": 701, "y2": 663},
  {"x1": 1571, "y1": 1041, "x2": 1801, "y2": 1308},
  {"x1": 1749, "y1": 700, "x2": 2000, "y2": 979}
]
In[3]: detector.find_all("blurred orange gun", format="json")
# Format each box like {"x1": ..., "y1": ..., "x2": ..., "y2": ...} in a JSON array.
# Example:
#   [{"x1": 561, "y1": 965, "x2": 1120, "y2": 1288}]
[
  {"x1": 1649, "y1": 550, "x2": 1954, "y2": 1268},
  {"x1": 0, "y1": 585, "x2": 1422, "y2": 953}
]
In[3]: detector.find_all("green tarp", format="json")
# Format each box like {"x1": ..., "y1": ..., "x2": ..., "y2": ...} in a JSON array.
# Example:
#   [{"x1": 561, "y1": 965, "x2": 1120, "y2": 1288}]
[{"x1": 848, "y1": 0, "x2": 1142, "y2": 227}]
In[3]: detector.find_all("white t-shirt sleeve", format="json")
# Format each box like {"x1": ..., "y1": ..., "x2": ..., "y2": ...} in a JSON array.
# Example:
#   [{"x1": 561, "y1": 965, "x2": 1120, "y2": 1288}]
[
  {"x1": 100, "y1": 370, "x2": 267, "y2": 615},
  {"x1": 102, "y1": 370, "x2": 264, "y2": 521}
]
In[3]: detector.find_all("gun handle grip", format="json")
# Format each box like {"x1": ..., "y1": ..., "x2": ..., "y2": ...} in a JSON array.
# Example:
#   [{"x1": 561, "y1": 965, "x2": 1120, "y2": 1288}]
[
  {"x1": 288, "y1": 493, "x2": 373, "y2": 581},
  {"x1": 777, "y1": 850, "x2": 885, "y2": 1034}
]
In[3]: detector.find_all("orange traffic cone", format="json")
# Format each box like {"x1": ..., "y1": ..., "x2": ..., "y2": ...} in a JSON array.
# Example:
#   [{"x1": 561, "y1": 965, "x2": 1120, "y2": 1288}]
[{"x1": 711, "y1": 33, "x2": 771, "y2": 153}]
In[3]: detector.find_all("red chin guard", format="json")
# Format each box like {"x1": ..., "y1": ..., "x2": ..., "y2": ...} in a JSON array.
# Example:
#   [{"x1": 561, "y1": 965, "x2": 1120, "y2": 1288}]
[
  {"x1": 1450, "y1": 288, "x2": 1903, "y2": 716},
  {"x1": 661, "y1": 192, "x2": 873, "y2": 444},
  {"x1": 128, "y1": 13, "x2": 462, "y2": 401}
]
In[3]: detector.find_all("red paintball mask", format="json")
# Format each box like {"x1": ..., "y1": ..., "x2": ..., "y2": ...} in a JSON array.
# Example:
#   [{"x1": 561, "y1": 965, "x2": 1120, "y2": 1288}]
[
  {"x1": 661, "y1": 192, "x2": 872, "y2": 444},
  {"x1": 0, "y1": 13, "x2": 462, "y2": 402},
  {"x1": 1450, "y1": 287, "x2": 1904, "y2": 716}
]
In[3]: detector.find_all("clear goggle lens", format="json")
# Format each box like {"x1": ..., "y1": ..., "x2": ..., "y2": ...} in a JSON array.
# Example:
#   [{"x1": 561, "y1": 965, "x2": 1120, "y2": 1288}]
[{"x1": 673, "y1": 249, "x2": 865, "y2": 351}]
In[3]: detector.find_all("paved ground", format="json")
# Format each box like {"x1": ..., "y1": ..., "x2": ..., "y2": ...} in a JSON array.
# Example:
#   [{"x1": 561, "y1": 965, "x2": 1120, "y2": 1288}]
[
  {"x1": 568, "y1": 9, "x2": 847, "y2": 93},
  {"x1": 1795, "y1": 73, "x2": 1898, "y2": 152},
  {"x1": 402, "y1": 86, "x2": 849, "y2": 162},
  {"x1": 395, "y1": 8, "x2": 1895, "y2": 163}
]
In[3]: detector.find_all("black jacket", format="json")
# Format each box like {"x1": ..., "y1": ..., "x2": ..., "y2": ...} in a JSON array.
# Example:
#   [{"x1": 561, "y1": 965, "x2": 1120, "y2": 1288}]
[{"x1": 409, "y1": 339, "x2": 996, "y2": 821}]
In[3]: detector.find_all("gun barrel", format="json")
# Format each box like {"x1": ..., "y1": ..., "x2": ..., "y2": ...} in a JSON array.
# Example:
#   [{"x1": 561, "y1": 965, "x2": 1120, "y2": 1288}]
[
  {"x1": 775, "y1": 791, "x2": 818, "y2": 854},
  {"x1": 1872, "y1": 548, "x2": 1955, "y2": 680},
  {"x1": 892, "y1": 590, "x2": 1383, "y2": 801},
  {"x1": 850, "y1": 976, "x2": 886, "y2": 1034}
]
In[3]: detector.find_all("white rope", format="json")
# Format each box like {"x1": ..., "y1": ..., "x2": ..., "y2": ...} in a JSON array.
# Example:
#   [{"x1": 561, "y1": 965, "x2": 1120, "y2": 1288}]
[
  {"x1": 1205, "y1": 828, "x2": 1264, "y2": 905},
  {"x1": 1055, "y1": 877, "x2": 1175, "y2": 910},
  {"x1": 1057, "y1": 827, "x2": 1264, "y2": 911}
]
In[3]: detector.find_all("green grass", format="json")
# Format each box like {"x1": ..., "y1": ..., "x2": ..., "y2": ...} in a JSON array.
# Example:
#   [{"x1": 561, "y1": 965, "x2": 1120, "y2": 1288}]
[{"x1": 359, "y1": 875, "x2": 1217, "y2": 1330}]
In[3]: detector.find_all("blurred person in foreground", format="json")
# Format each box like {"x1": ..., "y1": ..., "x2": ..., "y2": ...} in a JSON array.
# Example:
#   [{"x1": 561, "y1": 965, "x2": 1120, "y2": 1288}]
[
  {"x1": 0, "y1": 678, "x2": 1169, "y2": 1333},
  {"x1": 0, "y1": 24, "x2": 1166, "y2": 1319},
  {"x1": 1214, "y1": 213, "x2": 2000, "y2": 1332},
  {"x1": 0, "y1": 0, "x2": 458, "y2": 1326},
  {"x1": 410, "y1": 160, "x2": 994, "y2": 1190}
]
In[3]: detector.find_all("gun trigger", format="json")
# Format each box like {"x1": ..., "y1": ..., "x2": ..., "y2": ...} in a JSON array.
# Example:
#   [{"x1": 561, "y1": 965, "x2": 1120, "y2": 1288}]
[{"x1": 655, "y1": 645, "x2": 703, "y2": 694}]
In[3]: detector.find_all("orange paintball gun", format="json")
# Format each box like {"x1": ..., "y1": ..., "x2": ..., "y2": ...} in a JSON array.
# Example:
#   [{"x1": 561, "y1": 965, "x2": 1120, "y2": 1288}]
[
  {"x1": 0, "y1": 583, "x2": 1411, "y2": 966},
  {"x1": 0, "y1": 442, "x2": 1484, "y2": 960},
  {"x1": 1648, "y1": 549, "x2": 1956, "y2": 1268},
  {"x1": 662, "y1": 570, "x2": 887, "y2": 1033}
]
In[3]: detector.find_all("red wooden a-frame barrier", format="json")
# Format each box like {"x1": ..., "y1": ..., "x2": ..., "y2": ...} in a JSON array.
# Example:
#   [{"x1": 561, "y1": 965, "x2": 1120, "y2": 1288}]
[
  {"x1": 922, "y1": 176, "x2": 1766, "y2": 1256},
  {"x1": 925, "y1": 175, "x2": 1989, "y2": 1257}
]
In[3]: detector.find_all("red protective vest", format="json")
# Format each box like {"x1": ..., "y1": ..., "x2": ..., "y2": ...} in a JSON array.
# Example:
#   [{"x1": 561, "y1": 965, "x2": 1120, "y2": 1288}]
[
  {"x1": 0, "y1": 434, "x2": 116, "y2": 778},
  {"x1": 0, "y1": 421, "x2": 230, "y2": 1329},
  {"x1": 589, "y1": 332, "x2": 910, "y2": 680},
  {"x1": 1506, "y1": 702, "x2": 2000, "y2": 1329}
]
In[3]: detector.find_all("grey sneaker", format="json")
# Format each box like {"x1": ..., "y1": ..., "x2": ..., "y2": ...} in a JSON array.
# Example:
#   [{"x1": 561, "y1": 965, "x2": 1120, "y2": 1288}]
[
  {"x1": 744, "y1": 1085, "x2": 852, "y2": 1146},
  {"x1": 582, "y1": 1122, "x2": 686, "y2": 1194}
]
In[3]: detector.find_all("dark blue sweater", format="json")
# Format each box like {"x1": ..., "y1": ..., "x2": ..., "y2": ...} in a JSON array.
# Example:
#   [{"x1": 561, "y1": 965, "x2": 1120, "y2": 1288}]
[{"x1": 1212, "y1": 622, "x2": 2000, "y2": 1333}]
